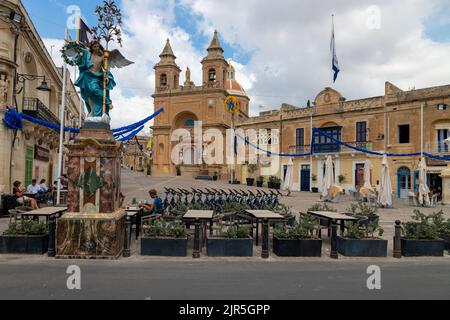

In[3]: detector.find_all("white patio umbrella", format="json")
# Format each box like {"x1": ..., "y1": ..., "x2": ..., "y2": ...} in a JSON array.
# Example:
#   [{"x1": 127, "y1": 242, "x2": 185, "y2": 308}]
[
  {"x1": 322, "y1": 156, "x2": 334, "y2": 198},
  {"x1": 283, "y1": 158, "x2": 294, "y2": 192},
  {"x1": 418, "y1": 157, "x2": 430, "y2": 206},
  {"x1": 363, "y1": 159, "x2": 373, "y2": 190},
  {"x1": 378, "y1": 155, "x2": 393, "y2": 207}
]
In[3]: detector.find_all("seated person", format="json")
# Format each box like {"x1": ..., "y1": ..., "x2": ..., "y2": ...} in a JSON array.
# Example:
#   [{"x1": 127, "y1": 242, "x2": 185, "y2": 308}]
[
  {"x1": 14, "y1": 180, "x2": 38, "y2": 210},
  {"x1": 143, "y1": 189, "x2": 163, "y2": 216},
  {"x1": 39, "y1": 179, "x2": 49, "y2": 193},
  {"x1": 27, "y1": 179, "x2": 41, "y2": 194}
]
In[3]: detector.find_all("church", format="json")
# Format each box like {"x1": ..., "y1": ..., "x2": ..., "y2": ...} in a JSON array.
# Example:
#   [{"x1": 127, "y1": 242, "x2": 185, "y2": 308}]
[{"x1": 151, "y1": 31, "x2": 250, "y2": 178}]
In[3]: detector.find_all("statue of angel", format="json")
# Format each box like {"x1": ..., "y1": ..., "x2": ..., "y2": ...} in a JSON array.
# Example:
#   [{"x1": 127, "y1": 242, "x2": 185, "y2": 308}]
[{"x1": 63, "y1": 39, "x2": 133, "y2": 123}]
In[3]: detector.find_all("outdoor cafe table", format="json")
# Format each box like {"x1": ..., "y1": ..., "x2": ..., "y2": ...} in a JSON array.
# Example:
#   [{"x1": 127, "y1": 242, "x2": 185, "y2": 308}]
[
  {"x1": 245, "y1": 210, "x2": 285, "y2": 246},
  {"x1": 307, "y1": 211, "x2": 358, "y2": 237},
  {"x1": 125, "y1": 207, "x2": 144, "y2": 240},
  {"x1": 183, "y1": 210, "x2": 214, "y2": 258},
  {"x1": 15, "y1": 206, "x2": 68, "y2": 222}
]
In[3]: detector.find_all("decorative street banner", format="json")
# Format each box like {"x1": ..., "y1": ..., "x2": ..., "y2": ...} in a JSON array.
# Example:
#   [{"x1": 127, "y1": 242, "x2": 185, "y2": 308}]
[
  {"x1": 224, "y1": 96, "x2": 240, "y2": 114},
  {"x1": 34, "y1": 145, "x2": 50, "y2": 162}
]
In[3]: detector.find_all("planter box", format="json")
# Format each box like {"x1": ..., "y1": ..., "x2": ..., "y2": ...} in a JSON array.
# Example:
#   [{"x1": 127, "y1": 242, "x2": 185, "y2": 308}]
[
  {"x1": 401, "y1": 238, "x2": 444, "y2": 257},
  {"x1": 0, "y1": 234, "x2": 49, "y2": 255},
  {"x1": 311, "y1": 187, "x2": 319, "y2": 193},
  {"x1": 441, "y1": 234, "x2": 450, "y2": 251},
  {"x1": 246, "y1": 178, "x2": 255, "y2": 187},
  {"x1": 272, "y1": 183, "x2": 281, "y2": 190},
  {"x1": 140, "y1": 237, "x2": 188, "y2": 257},
  {"x1": 337, "y1": 236, "x2": 388, "y2": 257},
  {"x1": 207, "y1": 237, "x2": 253, "y2": 257},
  {"x1": 273, "y1": 236, "x2": 322, "y2": 257},
  {"x1": 256, "y1": 181, "x2": 264, "y2": 188}
]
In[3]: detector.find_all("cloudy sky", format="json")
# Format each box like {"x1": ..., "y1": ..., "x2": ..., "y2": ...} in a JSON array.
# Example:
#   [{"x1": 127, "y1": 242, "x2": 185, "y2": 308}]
[{"x1": 22, "y1": 0, "x2": 450, "y2": 131}]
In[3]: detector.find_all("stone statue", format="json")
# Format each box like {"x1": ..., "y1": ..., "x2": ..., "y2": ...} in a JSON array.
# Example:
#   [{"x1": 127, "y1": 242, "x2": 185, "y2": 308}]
[
  {"x1": 186, "y1": 67, "x2": 191, "y2": 83},
  {"x1": 0, "y1": 74, "x2": 8, "y2": 105}
]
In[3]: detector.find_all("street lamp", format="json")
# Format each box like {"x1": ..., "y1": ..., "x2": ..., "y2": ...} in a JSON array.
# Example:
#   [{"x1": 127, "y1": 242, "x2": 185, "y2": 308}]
[{"x1": 17, "y1": 74, "x2": 52, "y2": 92}]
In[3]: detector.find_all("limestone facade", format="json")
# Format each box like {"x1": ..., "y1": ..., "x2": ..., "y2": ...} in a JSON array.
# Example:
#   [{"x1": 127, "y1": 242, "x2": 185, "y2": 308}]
[{"x1": 0, "y1": 0, "x2": 82, "y2": 193}]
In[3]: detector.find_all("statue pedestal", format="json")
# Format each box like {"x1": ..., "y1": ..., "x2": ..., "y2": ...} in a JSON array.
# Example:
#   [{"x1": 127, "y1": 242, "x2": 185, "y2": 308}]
[
  {"x1": 441, "y1": 169, "x2": 450, "y2": 205},
  {"x1": 56, "y1": 126, "x2": 125, "y2": 259}
]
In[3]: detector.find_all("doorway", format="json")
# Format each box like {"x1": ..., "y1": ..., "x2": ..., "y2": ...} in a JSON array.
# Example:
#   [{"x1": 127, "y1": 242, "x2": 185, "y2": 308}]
[
  {"x1": 397, "y1": 167, "x2": 411, "y2": 198},
  {"x1": 300, "y1": 165, "x2": 311, "y2": 192}
]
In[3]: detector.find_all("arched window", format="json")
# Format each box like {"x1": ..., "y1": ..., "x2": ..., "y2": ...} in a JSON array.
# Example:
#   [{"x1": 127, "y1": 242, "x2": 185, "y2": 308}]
[
  {"x1": 208, "y1": 68, "x2": 216, "y2": 81},
  {"x1": 160, "y1": 74, "x2": 167, "y2": 86}
]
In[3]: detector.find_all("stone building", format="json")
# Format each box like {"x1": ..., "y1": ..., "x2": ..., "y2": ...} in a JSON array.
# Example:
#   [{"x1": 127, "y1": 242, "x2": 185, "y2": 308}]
[
  {"x1": 151, "y1": 31, "x2": 250, "y2": 177},
  {"x1": 122, "y1": 135, "x2": 152, "y2": 173},
  {"x1": 0, "y1": 0, "x2": 82, "y2": 193},
  {"x1": 236, "y1": 82, "x2": 450, "y2": 199}
]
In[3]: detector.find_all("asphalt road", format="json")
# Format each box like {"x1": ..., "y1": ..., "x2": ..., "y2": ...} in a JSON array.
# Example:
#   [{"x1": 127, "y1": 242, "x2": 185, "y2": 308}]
[{"x1": 0, "y1": 259, "x2": 449, "y2": 300}]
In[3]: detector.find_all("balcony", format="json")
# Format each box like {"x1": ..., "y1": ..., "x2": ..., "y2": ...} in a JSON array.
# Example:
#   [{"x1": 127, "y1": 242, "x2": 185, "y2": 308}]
[
  {"x1": 425, "y1": 142, "x2": 450, "y2": 155},
  {"x1": 288, "y1": 141, "x2": 373, "y2": 156},
  {"x1": 23, "y1": 98, "x2": 60, "y2": 126}
]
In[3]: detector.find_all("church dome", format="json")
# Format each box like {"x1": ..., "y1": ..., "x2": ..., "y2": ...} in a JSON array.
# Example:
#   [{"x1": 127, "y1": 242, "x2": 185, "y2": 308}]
[{"x1": 225, "y1": 63, "x2": 247, "y2": 96}]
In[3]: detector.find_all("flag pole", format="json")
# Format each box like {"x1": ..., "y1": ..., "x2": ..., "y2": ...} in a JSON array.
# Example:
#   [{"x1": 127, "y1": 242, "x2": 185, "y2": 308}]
[
  {"x1": 57, "y1": 29, "x2": 68, "y2": 205},
  {"x1": 331, "y1": 14, "x2": 334, "y2": 86}
]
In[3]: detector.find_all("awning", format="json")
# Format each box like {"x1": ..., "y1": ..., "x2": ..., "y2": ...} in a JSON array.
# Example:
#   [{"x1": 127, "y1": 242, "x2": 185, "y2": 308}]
[{"x1": 427, "y1": 167, "x2": 448, "y2": 174}]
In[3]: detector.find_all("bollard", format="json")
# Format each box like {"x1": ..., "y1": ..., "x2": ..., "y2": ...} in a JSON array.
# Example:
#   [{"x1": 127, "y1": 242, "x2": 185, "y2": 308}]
[
  {"x1": 48, "y1": 215, "x2": 56, "y2": 257},
  {"x1": 193, "y1": 219, "x2": 201, "y2": 259},
  {"x1": 123, "y1": 215, "x2": 132, "y2": 257},
  {"x1": 261, "y1": 218, "x2": 269, "y2": 259},
  {"x1": 393, "y1": 220, "x2": 402, "y2": 259},
  {"x1": 330, "y1": 221, "x2": 338, "y2": 259}
]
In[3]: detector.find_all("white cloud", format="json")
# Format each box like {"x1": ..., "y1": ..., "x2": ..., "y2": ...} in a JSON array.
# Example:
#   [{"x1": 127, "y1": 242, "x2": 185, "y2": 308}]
[
  {"x1": 185, "y1": 0, "x2": 450, "y2": 110},
  {"x1": 46, "y1": 0, "x2": 450, "y2": 127}
]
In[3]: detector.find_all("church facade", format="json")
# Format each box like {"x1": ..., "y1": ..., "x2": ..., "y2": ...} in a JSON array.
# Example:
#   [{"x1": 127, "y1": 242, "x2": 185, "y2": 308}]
[{"x1": 151, "y1": 31, "x2": 250, "y2": 177}]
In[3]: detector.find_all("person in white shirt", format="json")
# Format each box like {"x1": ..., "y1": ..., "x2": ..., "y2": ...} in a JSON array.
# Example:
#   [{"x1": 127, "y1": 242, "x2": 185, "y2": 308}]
[
  {"x1": 39, "y1": 179, "x2": 48, "y2": 192},
  {"x1": 27, "y1": 179, "x2": 41, "y2": 194}
]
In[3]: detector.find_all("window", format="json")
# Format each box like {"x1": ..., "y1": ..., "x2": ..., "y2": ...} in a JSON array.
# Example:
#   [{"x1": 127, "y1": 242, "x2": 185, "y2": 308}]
[
  {"x1": 313, "y1": 126, "x2": 341, "y2": 153},
  {"x1": 356, "y1": 121, "x2": 367, "y2": 143},
  {"x1": 296, "y1": 128, "x2": 304, "y2": 147},
  {"x1": 398, "y1": 125, "x2": 410, "y2": 144},
  {"x1": 184, "y1": 119, "x2": 195, "y2": 127},
  {"x1": 208, "y1": 69, "x2": 216, "y2": 81},
  {"x1": 437, "y1": 129, "x2": 449, "y2": 153},
  {"x1": 160, "y1": 74, "x2": 167, "y2": 86}
]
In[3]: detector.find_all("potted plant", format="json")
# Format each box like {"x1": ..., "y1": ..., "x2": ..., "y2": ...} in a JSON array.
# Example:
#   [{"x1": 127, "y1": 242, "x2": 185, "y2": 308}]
[
  {"x1": 0, "y1": 220, "x2": 49, "y2": 254},
  {"x1": 441, "y1": 217, "x2": 450, "y2": 251},
  {"x1": 207, "y1": 225, "x2": 253, "y2": 257},
  {"x1": 273, "y1": 215, "x2": 322, "y2": 257},
  {"x1": 212, "y1": 171, "x2": 218, "y2": 181},
  {"x1": 401, "y1": 210, "x2": 445, "y2": 257},
  {"x1": 246, "y1": 164, "x2": 257, "y2": 186},
  {"x1": 338, "y1": 174, "x2": 346, "y2": 184},
  {"x1": 268, "y1": 176, "x2": 281, "y2": 190},
  {"x1": 337, "y1": 220, "x2": 387, "y2": 257},
  {"x1": 175, "y1": 165, "x2": 181, "y2": 176},
  {"x1": 256, "y1": 176, "x2": 264, "y2": 188},
  {"x1": 311, "y1": 174, "x2": 318, "y2": 193},
  {"x1": 141, "y1": 220, "x2": 188, "y2": 257}
]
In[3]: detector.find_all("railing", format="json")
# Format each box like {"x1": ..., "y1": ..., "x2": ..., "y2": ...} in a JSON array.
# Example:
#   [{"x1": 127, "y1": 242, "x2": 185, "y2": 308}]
[
  {"x1": 288, "y1": 141, "x2": 373, "y2": 155},
  {"x1": 425, "y1": 142, "x2": 450, "y2": 154},
  {"x1": 23, "y1": 97, "x2": 60, "y2": 126}
]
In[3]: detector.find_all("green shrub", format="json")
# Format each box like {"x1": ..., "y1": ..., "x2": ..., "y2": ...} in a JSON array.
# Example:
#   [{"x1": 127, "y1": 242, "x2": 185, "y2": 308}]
[
  {"x1": 402, "y1": 210, "x2": 446, "y2": 240},
  {"x1": 343, "y1": 221, "x2": 384, "y2": 240},
  {"x1": 347, "y1": 201, "x2": 378, "y2": 217},
  {"x1": 144, "y1": 220, "x2": 186, "y2": 239},
  {"x1": 222, "y1": 225, "x2": 251, "y2": 239},
  {"x1": 5, "y1": 220, "x2": 48, "y2": 236},
  {"x1": 269, "y1": 176, "x2": 281, "y2": 184},
  {"x1": 274, "y1": 215, "x2": 319, "y2": 240},
  {"x1": 308, "y1": 203, "x2": 337, "y2": 212}
]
